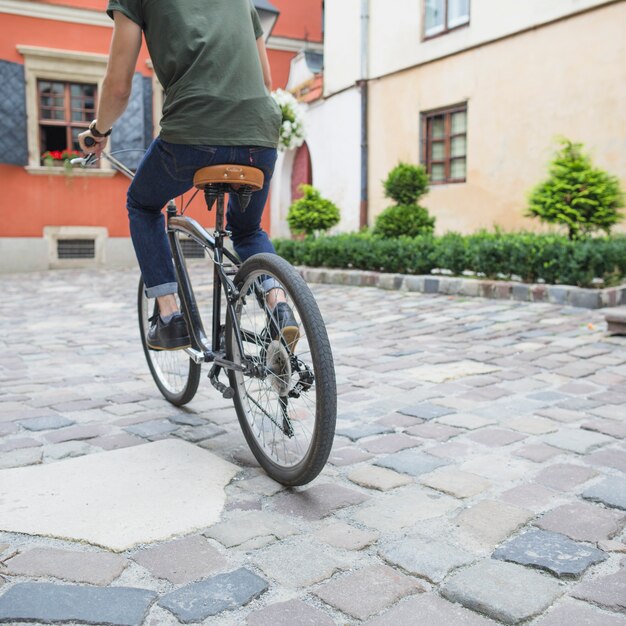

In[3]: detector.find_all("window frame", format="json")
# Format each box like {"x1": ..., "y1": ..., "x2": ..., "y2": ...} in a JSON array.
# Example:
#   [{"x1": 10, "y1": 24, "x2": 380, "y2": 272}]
[
  {"x1": 422, "y1": 0, "x2": 471, "y2": 41},
  {"x1": 421, "y1": 103, "x2": 468, "y2": 185},
  {"x1": 17, "y1": 45, "x2": 114, "y2": 176},
  {"x1": 37, "y1": 79, "x2": 97, "y2": 161}
]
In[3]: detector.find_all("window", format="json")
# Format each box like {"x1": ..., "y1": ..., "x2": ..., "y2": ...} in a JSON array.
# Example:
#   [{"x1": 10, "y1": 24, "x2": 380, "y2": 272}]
[
  {"x1": 422, "y1": 105, "x2": 467, "y2": 184},
  {"x1": 424, "y1": 0, "x2": 470, "y2": 38},
  {"x1": 38, "y1": 80, "x2": 96, "y2": 163}
]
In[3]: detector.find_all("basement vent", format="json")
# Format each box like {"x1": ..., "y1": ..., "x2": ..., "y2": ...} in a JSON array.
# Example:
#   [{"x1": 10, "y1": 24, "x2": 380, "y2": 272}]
[
  {"x1": 180, "y1": 238, "x2": 205, "y2": 259},
  {"x1": 57, "y1": 239, "x2": 96, "y2": 260}
]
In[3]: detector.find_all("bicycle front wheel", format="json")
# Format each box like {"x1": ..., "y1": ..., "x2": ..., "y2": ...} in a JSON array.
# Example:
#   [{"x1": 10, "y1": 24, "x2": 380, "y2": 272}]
[
  {"x1": 225, "y1": 253, "x2": 336, "y2": 486},
  {"x1": 137, "y1": 278, "x2": 201, "y2": 406}
]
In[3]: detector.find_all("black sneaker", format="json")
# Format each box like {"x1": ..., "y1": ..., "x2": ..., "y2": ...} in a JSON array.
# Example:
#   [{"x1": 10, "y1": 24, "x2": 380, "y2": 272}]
[
  {"x1": 147, "y1": 313, "x2": 191, "y2": 351},
  {"x1": 269, "y1": 302, "x2": 300, "y2": 352}
]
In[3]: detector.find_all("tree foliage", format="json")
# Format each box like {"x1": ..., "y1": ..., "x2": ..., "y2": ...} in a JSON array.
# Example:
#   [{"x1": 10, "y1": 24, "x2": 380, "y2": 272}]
[
  {"x1": 287, "y1": 184, "x2": 340, "y2": 236},
  {"x1": 527, "y1": 139, "x2": 624, "y2": 239}
]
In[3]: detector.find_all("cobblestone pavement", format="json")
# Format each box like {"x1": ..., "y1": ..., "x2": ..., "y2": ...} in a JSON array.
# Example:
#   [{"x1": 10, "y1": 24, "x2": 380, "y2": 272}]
[{"x1": 1, "y1": 266, "x2": 625, "y2": 626}]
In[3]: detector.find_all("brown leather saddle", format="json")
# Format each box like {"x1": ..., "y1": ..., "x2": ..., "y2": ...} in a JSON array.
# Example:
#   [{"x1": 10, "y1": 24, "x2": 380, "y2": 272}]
[{"x1": 193, "y1": 164, "x2": 264, "y2": 211}]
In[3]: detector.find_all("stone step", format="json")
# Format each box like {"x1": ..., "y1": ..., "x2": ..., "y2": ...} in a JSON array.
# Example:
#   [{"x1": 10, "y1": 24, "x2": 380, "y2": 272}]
[{"x1": 605, "y1": 307, "x2": 626, "y2": 335}]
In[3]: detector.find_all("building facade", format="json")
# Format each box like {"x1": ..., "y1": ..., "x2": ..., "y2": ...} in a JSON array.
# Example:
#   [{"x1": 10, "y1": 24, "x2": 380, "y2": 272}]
[
  {"x1": 0, "y1": 0, "x2": 323, "y2": 273},
  {"x1": 305, "y1": 0, "x2": 626, "y2": 236}
]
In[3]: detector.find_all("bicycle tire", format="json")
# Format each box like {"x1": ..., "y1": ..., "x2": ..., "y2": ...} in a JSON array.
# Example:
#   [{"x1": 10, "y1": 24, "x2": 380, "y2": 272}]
[
  {"x1": 225, "y1": 253, "x2": 336, "y2": 486},
  {"x1": 137, "y1": 278, "x2": 201, "y2": 406}
]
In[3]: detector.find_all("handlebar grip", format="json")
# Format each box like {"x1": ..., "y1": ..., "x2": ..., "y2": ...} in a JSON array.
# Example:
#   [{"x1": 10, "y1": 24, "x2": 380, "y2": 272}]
[{"x1": 84, "y1": 136, "x2": 96, "y2": 148}]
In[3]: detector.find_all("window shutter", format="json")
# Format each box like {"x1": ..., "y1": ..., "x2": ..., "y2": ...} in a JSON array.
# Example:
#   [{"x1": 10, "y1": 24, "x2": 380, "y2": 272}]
[
  {"x1": 110, "y1": 73, "x2": 146, "y2": 170},
  {"x1": 0, "y1": 60, "x2": 28, "y2": 166},
  {"x1": 142, "y1": 76, "x2": 154, "y2": 149}
]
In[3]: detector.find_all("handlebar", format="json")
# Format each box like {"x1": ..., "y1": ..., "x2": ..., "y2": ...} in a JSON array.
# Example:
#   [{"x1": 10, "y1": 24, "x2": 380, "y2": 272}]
[{"x1": 84, "y1": 136, "x2": 96, "y2": 148}]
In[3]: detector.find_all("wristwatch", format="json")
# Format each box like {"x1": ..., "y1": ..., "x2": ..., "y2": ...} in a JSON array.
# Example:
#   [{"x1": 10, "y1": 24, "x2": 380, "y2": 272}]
[{"x1": 89, "y1": 120, "x2": 113, "y2": 138}]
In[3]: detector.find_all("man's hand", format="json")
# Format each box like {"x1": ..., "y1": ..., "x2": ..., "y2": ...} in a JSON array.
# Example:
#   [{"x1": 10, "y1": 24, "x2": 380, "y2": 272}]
[{"x1": 78, "y1": 129, "x2": 107, "y2": 156}]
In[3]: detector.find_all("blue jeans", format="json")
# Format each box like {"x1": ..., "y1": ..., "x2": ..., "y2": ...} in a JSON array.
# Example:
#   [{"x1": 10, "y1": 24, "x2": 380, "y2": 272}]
[{"x1": 127, "y1": 138, "x2": 278, "y2": 297}]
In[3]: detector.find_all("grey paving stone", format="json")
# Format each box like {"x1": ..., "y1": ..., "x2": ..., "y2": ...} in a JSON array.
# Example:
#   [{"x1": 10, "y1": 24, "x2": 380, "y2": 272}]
[
  {"x1": 454, "y1": 500, "x2": 534, "y2": 548},
  {"x1": 174, "y1": 424, "x2": 226, "y2": 442},
  {"x1": 572, "y1": 566, "x2": 626, "y2": 613},
  {"x1": 314, "y1": 564, "x2": 422, "y2": 620},
  {"x1": 541, "y1": 429, "x2": 613, "y2": 454},
  {"x1": 583, "y1": 475, "x2": 626, "y2": 510},
  {"x1": 0, "y1": 447, "x2": 42, "y2": 469},
  {"x1": 44, "y1": 440, "x2": 94, "y2": 460},
  {"x1": 499, "y1": 484, "x2": 558, "y2": 512},
  {"x1": 314, "y1": 520, "x2": 379, "y2": 550},
  {"x1": 534, "y1": 598, "x2": 626, "y2": 626},
  {"x1": 52, "y1": 399, "x2": 108, "y2": 412},
  {"x1": 514, "y1": 443, "x2": 563, "y2": 463},
  {"x1": 406, "y1": 422, "x2": 462, "y2": 440},
  {"x1": 18, "y1": 414, "x2": 74, "y2": 431},
  {"x1": 364, "y1": 594, "x2": 500, "y2": 626},
  {"x1": 586, "y1": 448, "x2": 626, "y2": 472},
  {"x1": 534, "y1": 463, "x2": 598, "y2": 491},
  {"x1": 90, "y1": 433, "x2": 145, "y2": 450},
  {"x1": 269, "y1": 482, "x2": 368, "y2": 520},
  {"x1": 360, "y1": 433, "x2": 420, "y2": 454},
  {"x1": 441, "y1": 559, "x2": 562, "y2": 624},
  {"x1": 328, "y1": 446, "x2": 374, "y2": 466},
  {"x1": 205, "y1": 511, "x2": 298, "y2": 547},
  {"x1": 399, "y1": 403, "x2": 454, "y2": 420},
  {"x1": 335, "y1": 423, "x2": 394, "y2": 440},
  {"x1": 4, "y1": 548, "x2": 127, "y2": 585},
  {"x1": 537, "y1": 407, "x2": 585, "y2": 423},
  {"x1": 582, "y1": 418, "x2": 626, "y2": 439},
  {"x1": 376, "y1": 412, "x2": 424, "y2": 428},
  {"x1": 380, "y1": 534, "x2": 475, "y2": 583},
  {"x1": 132, "y1": 535, "x2": 229, "y2": 584},
  {"x1": 236, "y1": 474, "x2": 284, "y2": 496},
  {"x1": 252, "y1": 539, "x2": 348, "y2": 587},
  {"x1": 375, "y1": 449, "x2": 449, "y2": 476},
  {"x1": 348, "y1": 465, "x2": 412, "y2": 490},
  {"x1": 158, "y1": 568, "x2": 267, "y2": 622},
  {"x1": 420, "y1": 467, "x2": 491, "y2": 499},
  {"x1": 124, "y1": 419, "x2": 178, "y2": 439},
  {"x1": 0, "y1": 437, "x2": 42, "y2": 452},
  {"x1": 493, "y1": 528, "x2": 607, "y2": 578},
  {"x1": 352, "y1": 489, "x2": 458, "y2": 532},
  {"x1": 167, "y1": 414, "x2": 207, "y2": 426},
  {"x1": 247, "y1": 599, "x2": 335, "y2": 626},
  {"x1": 438, "y1": 413, "x2": 496, "y2": 430},
  {"x1": 506, "y1": 415, "x2": 558, "y2": 435},
  {"x1": 536, "y1": 501, "x2": 625, "y2": 542},
  {"x1": 45, "y1": 424, "x2": 110, "y2": 444},
  {"x1": 0, "y1": 582, "x2": 156, "y2": 626},
  {"x1": 467, "y1": 428, "x2": 527, "y2": 447}
]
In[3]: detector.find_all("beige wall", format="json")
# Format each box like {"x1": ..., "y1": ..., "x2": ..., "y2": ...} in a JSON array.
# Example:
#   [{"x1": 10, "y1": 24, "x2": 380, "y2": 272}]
[
  {"x1": 324, "y1": 0, "x2": 361, "y2": 95},
  {"x1": 367, "y1": 1, "x2": 626, "y2": 234}
]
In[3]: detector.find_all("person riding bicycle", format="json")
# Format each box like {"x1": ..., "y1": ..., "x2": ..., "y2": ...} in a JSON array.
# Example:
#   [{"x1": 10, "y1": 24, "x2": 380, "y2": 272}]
[{"x1": 79, "y1": 0, "x2": 297, "y2": 351}]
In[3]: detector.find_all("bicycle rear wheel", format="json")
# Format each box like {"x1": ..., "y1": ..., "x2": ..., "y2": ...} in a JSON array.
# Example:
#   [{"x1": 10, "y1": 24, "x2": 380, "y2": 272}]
[
  {"x1": 137, "y1": 279, "x2": 201, "y2": 406},
  {"x1": 225, "y1": 253, "x2": 336, "y2": 486}
]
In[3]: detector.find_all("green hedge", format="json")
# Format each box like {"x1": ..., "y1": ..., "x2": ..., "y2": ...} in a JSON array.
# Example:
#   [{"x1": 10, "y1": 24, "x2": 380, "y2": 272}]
[{"x1": 273, "y1": 232, "x2": 626, "y2": 288}]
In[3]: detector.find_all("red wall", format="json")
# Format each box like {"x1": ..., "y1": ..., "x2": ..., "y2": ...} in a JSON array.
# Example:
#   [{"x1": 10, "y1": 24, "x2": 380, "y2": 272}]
[{"x1": 0, "y1": 1, "x2": 322, "y2": 240}]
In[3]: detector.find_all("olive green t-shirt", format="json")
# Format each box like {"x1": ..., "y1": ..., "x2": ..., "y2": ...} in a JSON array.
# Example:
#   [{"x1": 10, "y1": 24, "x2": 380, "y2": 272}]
[{"x1": 106, "y1": 0, "x2": 281, "y2": 147}]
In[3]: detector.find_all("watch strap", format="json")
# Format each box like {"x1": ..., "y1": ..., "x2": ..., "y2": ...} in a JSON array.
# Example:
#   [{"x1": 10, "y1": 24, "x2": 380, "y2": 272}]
[{"x1": 89, "y1": 120, "x2": 112, "y2": 138}]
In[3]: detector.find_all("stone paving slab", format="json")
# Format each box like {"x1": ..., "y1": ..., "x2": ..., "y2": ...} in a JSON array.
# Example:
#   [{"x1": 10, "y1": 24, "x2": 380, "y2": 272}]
[
  {"x1": 2, "y1": 267, "x2": 626, "y2": 626},
  {"x1": 0, "y1": 583, "x2": 156, "y2": 626},
  {"x1": 441, "y1": 559, "x2": 563, "y2": 624},
  {"x1": 0, "y1": 439, "x2": 238, "y2": 551}
]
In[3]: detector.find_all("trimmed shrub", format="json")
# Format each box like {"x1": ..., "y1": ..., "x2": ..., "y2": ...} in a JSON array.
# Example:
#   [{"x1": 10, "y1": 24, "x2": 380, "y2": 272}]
[
  {"x1": 287, "y1": 185, "x2": 340, "y2": 236},
  {"x1": 273, "y1": 231, "x2": 626, "y2": 288},
  {"x1": 383, "y1": 162, "x2": 430, "y2": 205},
  {"x1": 372, "y1": 204, "x2": 435, "y2": 238},
  {"x1": 527, "y1": 139, "x2": 625, "y2": 239}
]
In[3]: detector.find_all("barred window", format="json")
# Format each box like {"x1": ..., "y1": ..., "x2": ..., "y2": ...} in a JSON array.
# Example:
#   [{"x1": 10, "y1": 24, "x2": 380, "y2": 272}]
[{"x1": 422, "y1": 104, "x2": 467, "y2": 184}]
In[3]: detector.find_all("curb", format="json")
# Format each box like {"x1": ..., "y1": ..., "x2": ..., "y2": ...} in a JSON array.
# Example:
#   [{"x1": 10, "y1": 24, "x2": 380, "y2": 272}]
[{"x1": 297, "y1": 267, "x2": 626, "y2": 310}]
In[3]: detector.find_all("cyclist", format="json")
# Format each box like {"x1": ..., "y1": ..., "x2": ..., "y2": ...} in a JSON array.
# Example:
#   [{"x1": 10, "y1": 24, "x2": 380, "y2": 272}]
[{"x1": 79, "y1": 0, "x2": 297, "y2": 351}]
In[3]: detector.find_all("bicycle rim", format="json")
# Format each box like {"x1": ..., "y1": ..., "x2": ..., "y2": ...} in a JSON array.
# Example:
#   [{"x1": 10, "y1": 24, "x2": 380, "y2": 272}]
[
  {"x1": 137, "y1": 279, "x2": 201, "y2": 406},
  {"x1": 226, "y1": 254, "x2": 336, "y2": 485}
]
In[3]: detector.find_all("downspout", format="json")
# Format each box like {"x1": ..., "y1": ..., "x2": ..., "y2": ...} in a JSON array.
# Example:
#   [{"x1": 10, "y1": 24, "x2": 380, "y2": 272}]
[{"x1": 359, "y1": 0, "x2": 370, "y2": 229}]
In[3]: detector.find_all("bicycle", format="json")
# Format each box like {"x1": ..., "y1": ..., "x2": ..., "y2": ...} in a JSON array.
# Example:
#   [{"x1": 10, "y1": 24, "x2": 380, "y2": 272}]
[{"x1": 74, "y1": 146, "x2": 336, "y2": 486}]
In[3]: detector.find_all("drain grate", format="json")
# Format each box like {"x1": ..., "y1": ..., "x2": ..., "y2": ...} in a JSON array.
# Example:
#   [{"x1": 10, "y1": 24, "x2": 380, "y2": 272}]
[
  {"x1": 57, "y1": 239, "x2": 95, "y2": 260},
  {"x1": 180, "y1": 238, "x2": 205, "y2": 259}
]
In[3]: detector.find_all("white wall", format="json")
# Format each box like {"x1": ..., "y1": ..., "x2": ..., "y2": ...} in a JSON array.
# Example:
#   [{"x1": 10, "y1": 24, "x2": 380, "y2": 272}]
[
  {"x1": 367, "y1": 0, "x2": 615, "y2": 78},
  {"x1": 323, "y1": 0, "x2": 362, "y2": 95},
  {"x1": 271, "y1": 88, "x2": 362, "y2": 238}
]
